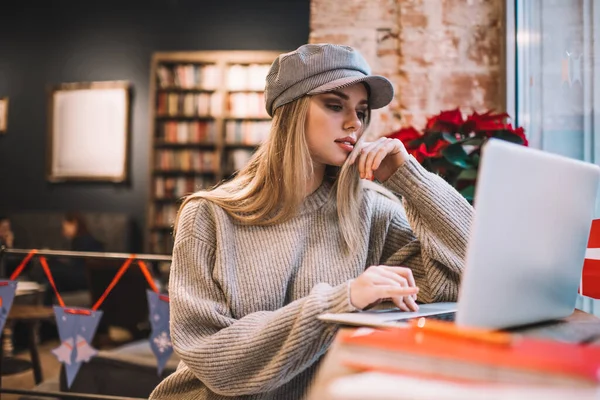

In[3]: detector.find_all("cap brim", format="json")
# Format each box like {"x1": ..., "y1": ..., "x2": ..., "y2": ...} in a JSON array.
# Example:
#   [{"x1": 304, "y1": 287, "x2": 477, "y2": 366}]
[{"x1": 307, "y1": 75, "x2": 394, "y2": 110}]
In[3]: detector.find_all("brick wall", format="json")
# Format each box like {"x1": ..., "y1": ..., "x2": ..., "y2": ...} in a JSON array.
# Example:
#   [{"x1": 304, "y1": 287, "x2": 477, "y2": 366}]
[{"x1": 310, "y1": 0, "x2": 505, "y2": 136}]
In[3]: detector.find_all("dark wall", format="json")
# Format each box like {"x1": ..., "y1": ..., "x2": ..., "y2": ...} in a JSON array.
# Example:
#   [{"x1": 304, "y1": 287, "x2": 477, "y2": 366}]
[{"x1": 0, "y1": 0, "x2": 310, "y2": 251}]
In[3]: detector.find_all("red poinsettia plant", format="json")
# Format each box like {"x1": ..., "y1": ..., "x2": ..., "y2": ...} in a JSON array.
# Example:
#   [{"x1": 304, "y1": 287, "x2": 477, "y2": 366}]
[{"x1": 386, "y1": 108, "x2": 527, "y2": 202}]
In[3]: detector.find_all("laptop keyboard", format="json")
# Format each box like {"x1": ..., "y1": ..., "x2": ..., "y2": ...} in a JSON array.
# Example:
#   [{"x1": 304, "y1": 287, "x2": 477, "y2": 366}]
[
  {"x1": 400, "y1": 312, "x2": 457, "y2": 324},
  {"x1": 426, "y1": 312, "x2": 456, "y2": 322}
]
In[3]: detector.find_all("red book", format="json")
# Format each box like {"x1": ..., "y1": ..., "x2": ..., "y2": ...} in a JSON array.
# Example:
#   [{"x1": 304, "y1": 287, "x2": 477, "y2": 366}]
[{"x1": 338, "y1": 324, "x2": 600, "y2": 387}]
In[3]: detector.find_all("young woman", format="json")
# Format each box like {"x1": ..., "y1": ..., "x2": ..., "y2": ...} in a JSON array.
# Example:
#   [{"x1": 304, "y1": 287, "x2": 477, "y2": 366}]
[{"x1": 150, "y1": 44, "x2": 473, "y2": 400}]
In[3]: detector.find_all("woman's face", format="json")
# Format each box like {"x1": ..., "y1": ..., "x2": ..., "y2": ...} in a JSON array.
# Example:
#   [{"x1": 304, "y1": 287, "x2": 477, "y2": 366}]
[
  {"x1": 62, "y1": 220, "x2": 77, "y2": 239},
  {"x1": 0, "y1": 220, "x2": 10, "y2": 237},
  {"x1": 305, "y1": 83, "x2": 368, "y2": 168}
]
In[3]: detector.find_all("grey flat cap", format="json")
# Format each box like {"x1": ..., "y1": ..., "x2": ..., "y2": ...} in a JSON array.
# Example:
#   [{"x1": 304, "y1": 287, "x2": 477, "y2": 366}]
[{"x1": 264, "y1": 43, "x2": 395, "y2": 117}]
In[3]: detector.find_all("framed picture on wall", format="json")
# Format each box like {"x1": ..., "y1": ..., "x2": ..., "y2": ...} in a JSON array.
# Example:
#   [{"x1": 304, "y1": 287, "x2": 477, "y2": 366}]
[
  {"x1": 0, "y1": 97, "x2": 8, "y2": 133},
  {"x1": 47, "y1": 81, "x2": 132, "y2": 182}
]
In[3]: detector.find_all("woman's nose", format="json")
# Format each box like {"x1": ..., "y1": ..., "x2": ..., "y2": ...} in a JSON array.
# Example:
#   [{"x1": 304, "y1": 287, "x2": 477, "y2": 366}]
[{"x1": 343, "y1": 113, "x2": 362, "y2": 132}]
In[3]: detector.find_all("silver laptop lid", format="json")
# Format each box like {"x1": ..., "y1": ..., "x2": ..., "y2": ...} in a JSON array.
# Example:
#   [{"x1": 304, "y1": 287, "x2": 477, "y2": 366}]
[{"x1": 456, "y1": 139, "x2": 600, "y2": 329}]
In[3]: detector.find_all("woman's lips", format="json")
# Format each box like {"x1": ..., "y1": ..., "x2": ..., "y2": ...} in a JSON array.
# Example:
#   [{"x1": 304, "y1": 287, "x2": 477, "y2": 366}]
[{"x1": 335, "y1": 141, "x2": 354, "y2": 152}]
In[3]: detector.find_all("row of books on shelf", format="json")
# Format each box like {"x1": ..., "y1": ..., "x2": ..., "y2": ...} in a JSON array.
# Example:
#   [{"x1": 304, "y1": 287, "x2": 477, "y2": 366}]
[
  {"x1": 228, "y1": 92, "x2": 270, "y2": 118},
  {"x1": 156, "y1": 92, "x2": 270, "y2": 119},
  {"x1": 154, "y1": 176, "x2": 213, "y2": 199},
  {"x1": 154, "y1": 204, "x2": 178, "y2": 227},
  {"x1": 157, "y1": 92, "x2": 221, "y2": 117},
  {"x1": 156, "y1": 63, "x2": 271, "y2": 91},
  {"x1": 157, "y1": 121, "x2": 217, "y2": 144},
  {"x1": 157, "y1": 64, "x2": 220, "y2": 90},
  {"x1": 225, "y1": 120, "x2": 270, "y2": 145},
  {"x1": 155, "y1": 149, "x2": 216, "y2": 172},
  {"x1": 227, "y1": 64, "x2": 270, "y2": 91},
  {"x1": 225, "y1": 149, "x2": 255, "y2": 173},
  {"x1": 150, "y1": 231, "x2": 174, "y2": 255}
]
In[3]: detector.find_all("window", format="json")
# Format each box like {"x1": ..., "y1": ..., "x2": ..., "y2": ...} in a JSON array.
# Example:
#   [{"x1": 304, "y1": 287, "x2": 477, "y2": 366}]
[{"x1": 512, "y1": 0, "x2": 599, "y2": 164}]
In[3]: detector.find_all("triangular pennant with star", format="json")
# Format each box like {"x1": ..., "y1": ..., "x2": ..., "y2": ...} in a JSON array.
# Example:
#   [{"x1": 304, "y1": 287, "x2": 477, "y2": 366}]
[
  {"x1": 0, "y1": 280, "x2": 18, "y2": 333},
  {"x1": 52, "y1": 306, "x2": 103, "y2": 388},
  {"x1": 147, "y1": 290, "x2": 173, "y2": 375}
]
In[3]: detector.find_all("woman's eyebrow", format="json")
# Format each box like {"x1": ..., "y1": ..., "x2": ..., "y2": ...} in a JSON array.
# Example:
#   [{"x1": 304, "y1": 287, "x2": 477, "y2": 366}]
[{"x1": 325, "y1": 91, "x2": 369, "y2": 105}]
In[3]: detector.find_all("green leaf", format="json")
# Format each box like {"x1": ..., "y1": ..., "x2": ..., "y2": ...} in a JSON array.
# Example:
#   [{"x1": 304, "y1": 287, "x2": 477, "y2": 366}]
[
  {"x1": 492, "y1": 131, "x2": 524, "y2": 144},
  {"x1": 459, "y1": 185, "x2": 476, "y2": 202},
  {"x1": 457, "y1": 137, "x2": 484, "y2": 147},
  {"x1": 442, "y1": 133, "x2": 458, "y2": 144},
  {"x1": 441, "y1": 143, "x2": 471, "y2": 169},
  {"x1": 423, "y1": 132, "x2": 443, "y2": 148},
  {"x1": 456, "y1": 168, "x2": 478, "y2": 181}
]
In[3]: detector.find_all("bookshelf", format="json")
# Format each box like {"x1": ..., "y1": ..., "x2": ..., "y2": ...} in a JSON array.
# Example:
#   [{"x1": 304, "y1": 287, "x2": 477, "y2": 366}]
[{"x1": 147, "y1": 51, "x2": 282, "y2": 254}]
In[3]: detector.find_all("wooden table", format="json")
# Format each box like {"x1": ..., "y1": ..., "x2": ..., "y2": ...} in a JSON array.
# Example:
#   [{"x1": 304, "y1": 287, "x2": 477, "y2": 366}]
[
  {"x1": 0, "y1": 304, "x2": 55, "y2": 384},
  {"x1": 306, "y1": 310, "x2": 600, "y2": 400}
]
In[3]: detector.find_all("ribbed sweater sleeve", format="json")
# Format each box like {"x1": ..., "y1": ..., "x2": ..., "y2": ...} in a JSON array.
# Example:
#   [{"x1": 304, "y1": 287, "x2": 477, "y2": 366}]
[
  {"x1": 168, "y1": 200, "x2": 356, "y2": 397},
  {"x1": 381, "y1": 156, "x2": 474, "y2": 303}
]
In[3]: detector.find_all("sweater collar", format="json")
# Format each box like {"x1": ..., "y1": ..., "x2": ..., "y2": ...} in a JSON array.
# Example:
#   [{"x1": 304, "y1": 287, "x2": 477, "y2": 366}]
[{"x1": 300, "y1": 179, "x2": 334, "y2": 214}]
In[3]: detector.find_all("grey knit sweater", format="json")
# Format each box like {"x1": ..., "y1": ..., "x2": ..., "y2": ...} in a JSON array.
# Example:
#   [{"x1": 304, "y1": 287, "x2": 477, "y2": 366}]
[{"x1": 149, "y1": 157, "x2": 473, "y2": 400}]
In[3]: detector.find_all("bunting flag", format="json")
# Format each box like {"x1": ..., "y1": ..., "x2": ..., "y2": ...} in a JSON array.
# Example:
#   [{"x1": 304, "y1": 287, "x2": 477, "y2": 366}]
[
  {"x1": 40, "y1": 255, "x2": 121, "y2": 388},
  {"x1": 147, "y1": 290, "x2": 173, "y2": 375},
  {"x1": 0, "y1": 249, "x2": 38, "y2": 333},
  {"x1": 3, "y1": 251, "x2": 172, "y2": 381},
  {"x1": 0, "y1": 280, "x2": 17, "y2": 333},
  {"x1": 52, "y1": 306, "x2": 103, "y2": 388},
  {"x1": 582, "y1": 219, "x2": 600, "y2": 299},
  {"x1": 137, "y1": 259, "x2": 173, "y2": 375}
]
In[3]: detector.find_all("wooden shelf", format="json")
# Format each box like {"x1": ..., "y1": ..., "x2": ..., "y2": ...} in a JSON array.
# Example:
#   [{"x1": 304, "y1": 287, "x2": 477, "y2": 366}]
[
  {"x1": 153, "y1": 197, "x2": 184, "y2": 203},
  {"x1": 155, "y1": 115, "x2": 215, "y2": 120},
  {"x1": 227, "y1": 89, "x2": 265, "y2": 93},
  {"x1": 148, "y1": 50, "x2": 283, "y2": 254},
  {"x1": 151, "y1": 226, "x2": 173, "y2": 231},
  {"x1": 224, "y1": 143, "x2": 260, "y2": 149},
  {"x1": 153, "y1": 170, "x2": 216, "y2": 176},
  {"x1": 157, "y1": 87, "x2": 216, "y2": 93},
  {"x1": 225, "y1": 116, "x2": 271, "y2": 120},
  {"x1": 154, "y1": 141, "x2": 216, "y2": 148}
]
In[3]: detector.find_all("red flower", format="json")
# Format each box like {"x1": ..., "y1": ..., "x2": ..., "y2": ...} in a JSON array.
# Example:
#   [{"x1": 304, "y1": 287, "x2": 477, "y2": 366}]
[
  {"x1": 513, "y1": 126, "x2": 529, "y2": 146},
  {"x1": 409, "y1": 148, "x2": 426, "y2": 163},
  {"x1": 417, "y1": 140, "x2": 448, "y2": 158},
  {"x1": 464, "y1": 111, "x2": 511, "y2": 132},
  {"x1": 426, "y1": 108, "x2": 464, "y2": 131},
  {"x1": 386, "y1": 126, "x2": 421, "y2": 149}
]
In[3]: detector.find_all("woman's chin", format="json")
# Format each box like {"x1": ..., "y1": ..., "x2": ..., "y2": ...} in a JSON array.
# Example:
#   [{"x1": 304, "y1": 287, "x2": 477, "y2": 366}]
[{"x1": 327, "y1": 158, "x2": 347, "y2": 167}]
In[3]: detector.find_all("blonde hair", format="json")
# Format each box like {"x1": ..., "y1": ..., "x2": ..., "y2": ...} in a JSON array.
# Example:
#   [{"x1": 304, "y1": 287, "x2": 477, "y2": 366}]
[{"x1": 175, "y1": 95, "x2": 370, "y2": 250}]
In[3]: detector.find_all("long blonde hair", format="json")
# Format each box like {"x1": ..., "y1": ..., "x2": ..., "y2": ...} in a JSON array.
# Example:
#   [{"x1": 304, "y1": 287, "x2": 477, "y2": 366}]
[{"x1": 175, "y1": 95, "x2": 370, "y2": 250}]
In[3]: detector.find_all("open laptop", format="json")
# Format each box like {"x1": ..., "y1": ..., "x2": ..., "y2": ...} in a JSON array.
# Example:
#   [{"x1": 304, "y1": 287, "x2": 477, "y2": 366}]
[{"x1": 319, "y1": 139, "x2": 600, "y2": 330}]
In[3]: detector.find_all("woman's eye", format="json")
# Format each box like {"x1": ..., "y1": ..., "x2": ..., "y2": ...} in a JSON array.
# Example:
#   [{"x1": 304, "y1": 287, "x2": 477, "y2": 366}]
[
  {"x1": 327, "y1": 104, "x2": 343, "y2": 112},
  {"x1": 357, "y1": 111, "x2": 366, "y2": 120}
]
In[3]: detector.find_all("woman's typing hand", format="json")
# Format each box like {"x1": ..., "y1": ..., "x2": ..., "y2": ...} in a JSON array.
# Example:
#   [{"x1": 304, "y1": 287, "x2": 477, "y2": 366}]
[{"x1": 349, "y1": 265, "x2": 419, "y2": 311}]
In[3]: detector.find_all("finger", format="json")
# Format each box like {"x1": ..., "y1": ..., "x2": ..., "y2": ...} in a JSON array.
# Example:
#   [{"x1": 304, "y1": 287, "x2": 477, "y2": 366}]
[
  {"x1": 379, "y1": 286, "x2": 419, "y2": 297},
  {"x1": 383, "y1": 266, "x2": 417, "y2": 300},
  {"x1": 365, "y1": 141, "x2": 387, "y2": 179},
  {"x1": 392, "y1": 297, "x2": 411, "y2": 312},
  {"x1": 348, "y1": 140, "x2": 369, "y2": 165},
  {"x1": 404, "y1": 294, "x2": 420, "y2": 311},
  {"x1": 363, "y1": 138, "x2": 388, "y2": 180},
  {"x1": 357, "y1": 140, "x2": 383, "y2": 178},
  {"x1": 373, "y1": 272, "x2": 416, "y2": 312},
  {"x1": 365, "y1": 272, "x2": 405, "y2": 288},
  {"x1": 372, "y1": 268, "x2": 409, "y2": 289},
  {"x1": 368, "y1": 271, "x2": 417, "y2": 307},
  {"x1": 371, "y1": 139, "x2": 398, "y2": 172}
]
